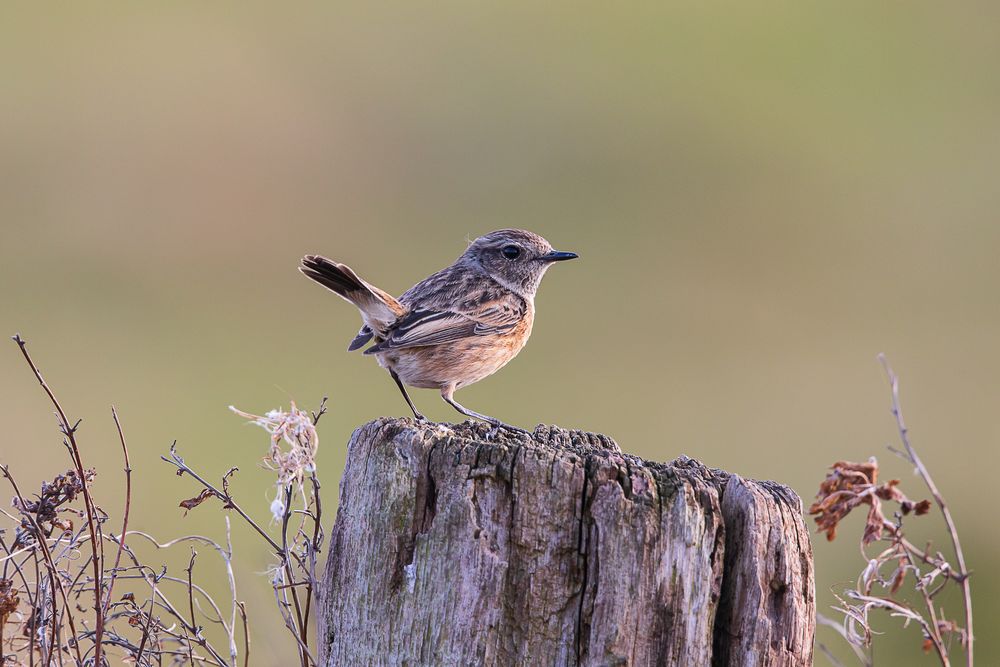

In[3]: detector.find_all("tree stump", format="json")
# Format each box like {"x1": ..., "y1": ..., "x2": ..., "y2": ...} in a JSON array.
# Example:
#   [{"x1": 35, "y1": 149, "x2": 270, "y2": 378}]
[{"x1": 319, "y1": 418, "x2": 814, "y2": 666}]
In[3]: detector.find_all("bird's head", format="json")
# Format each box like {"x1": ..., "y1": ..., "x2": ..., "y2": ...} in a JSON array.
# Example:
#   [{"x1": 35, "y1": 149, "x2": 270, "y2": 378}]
[{"x1": 462, "y1": 229, "x2": 578, "y2": 297}]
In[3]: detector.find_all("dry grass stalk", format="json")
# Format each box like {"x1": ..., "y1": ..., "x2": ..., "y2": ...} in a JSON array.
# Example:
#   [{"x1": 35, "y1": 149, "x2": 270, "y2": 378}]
[
  {"x1": 811, "y1": 356, "x2": 973, "y2": 667},
  {"x1": 1, "y1": 334, "x2": 327, "y2": 666},
  {"x1": 166, "y1": 399, "x2": 327, "y2": 667},
  {"x1": 2, "y1": 335, "x2": 246, "y2": 665},
  {"x1": 228, "y1": 403, "x2": 318, "y2": 522}
]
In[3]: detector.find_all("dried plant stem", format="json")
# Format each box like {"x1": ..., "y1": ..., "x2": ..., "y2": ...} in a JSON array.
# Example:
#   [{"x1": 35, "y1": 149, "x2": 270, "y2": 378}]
[
  {"x1": 879, "y1": 355, "x2": 973, "y2": 666},
  {"x1": 133, "y1": 573, "x2": 161, "y2": 667},
  {"x1": 304, "y1": 473, "x2": 322, "y2": 614},
  {"x1": 162, "y1": 448, "x2": 283, "y2": 554},
  {"x1": 13, "y1": 334, "x2": 106, "y2": 666},
  {"x1": 0, "y1": 465, "x2": 85, "y2": 666},
  {"x1": 112, "y1": 531, "x2": 239, "y2": 665},
  {"x1": 272, "y1": 580, "x2": 318, "y2": 666},
  {"x1": 816, "y1": 612, "x2": 871, "y2": 667},
  {"x1": 237, "y1": 601, "x2": 250, "y2": 667},
  {"x1": 220, "y1": 518, "x2": 241, "y2": 664},
  {"x1": 103, "y1": 405, "x2": 133, "y2": 619},
  {"x1": 30, "y1": 553, "x2": 40, "y2": 666},
  {"x1": 3, "y1": 334, "x2": 301, "y2": 666},
  {"x1": 281, "y1": 485, "x2": 309, "y2": 667},
  {"x1": 896, "y1": 535, "x2": 964, "y2": 583},
  {"x1": 899, "y1": 544, "x2": 948, "y2": 664},
  {"x1": 186, "y1": 550, "x2": 199, "y2": 667},
  {"x1": 168, "y1": 397, "x2": 329, "y2": 666},
  {"x1": 0, "y1": 537, "x2": 37, "y2": 620},
  {"x1": 303, "y1": 398, "x2": 327, "y2": 618}
]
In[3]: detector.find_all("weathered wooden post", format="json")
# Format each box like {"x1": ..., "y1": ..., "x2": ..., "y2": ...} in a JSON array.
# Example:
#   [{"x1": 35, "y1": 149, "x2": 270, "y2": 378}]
[{"x1": 319, "y1": 418, "x2": 814, "y2": 666}]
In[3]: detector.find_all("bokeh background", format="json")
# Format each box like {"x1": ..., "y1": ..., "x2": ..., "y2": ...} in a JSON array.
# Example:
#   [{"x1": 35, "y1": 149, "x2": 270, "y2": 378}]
[{"x1": 2, "y1": 3, "x2": 998, "y2": 664}]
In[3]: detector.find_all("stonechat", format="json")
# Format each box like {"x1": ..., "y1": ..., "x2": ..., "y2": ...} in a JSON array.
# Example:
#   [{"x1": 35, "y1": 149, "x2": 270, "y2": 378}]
[{"x1": 300, "y1": 229, "x2": 578, "y2": 434}]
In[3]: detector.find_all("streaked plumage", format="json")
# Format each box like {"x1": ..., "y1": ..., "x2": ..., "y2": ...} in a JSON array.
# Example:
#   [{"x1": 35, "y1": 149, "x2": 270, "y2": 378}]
[{"x1": 299, "y1": 229, "x2": 577, "y2": 433}]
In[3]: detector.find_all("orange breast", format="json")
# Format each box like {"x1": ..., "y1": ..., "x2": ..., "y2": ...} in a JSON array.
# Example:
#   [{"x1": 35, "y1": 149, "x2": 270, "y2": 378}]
[{"x1": 378, "y1": 307, "x2": 534, "y2": 390}]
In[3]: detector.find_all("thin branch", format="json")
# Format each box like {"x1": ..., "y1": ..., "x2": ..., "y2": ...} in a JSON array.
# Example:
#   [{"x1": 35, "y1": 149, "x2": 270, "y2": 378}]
[
  {"x1": 107, "y1": 533, "x2": 234, "y2": 639},
  {"x1": 161, "y1": 446, "x2": 283, "y2": 554},
  {"x1": 879, "y1": 355, "x2": 973, "y2": 666},
  {"x1": 237, "y1": 601, "x2": 250, "y2": 667},
  {"x1": 134, "y1": 571, "x2": 162, "y2": 667},
  {"x1": 186, "y1": 549, "x2": 199, "y2": 667},
  {"x1": 30, "y1": 551, "x2": 40, "y2": 666},
  {"x1": 270, "y1": 576, "x2": 318, "y2": 666},
  {"x1": 899, "y1": 546, "x2": 948, "y2": 664},
  {"x1": 12, "y1": 334, "x2": 106, "y2": 666},
  {"x1": 310, "y1": 397, "x2": 328, "y2": 426},
  {"x1": 895, "y1": 534, "x2": 967, "y2": 583},
  {"x1": 222, "y1": 517, "x2": 239, "y2": 665},
  {"x1": 107, "y1": 542, "x2": 231, "y2": 667},
  {"x1": 306, "y1": 472, "x2": 323, "y2": 610},
  {"x1": 0, "y1": 464, "x2": 85, "y2": 666},
  {"x1": 816, "y1": 611, "x2": 871, "y2": 667},
  {"x1": 280, "y1": 485, "x2": 308, "y2": 667},
  {"x1": 102, "y1": 405, "x2": 133, "y2": 620}
]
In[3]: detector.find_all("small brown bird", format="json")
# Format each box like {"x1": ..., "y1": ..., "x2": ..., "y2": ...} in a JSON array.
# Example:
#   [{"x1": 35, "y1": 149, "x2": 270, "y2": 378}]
[{"x1": 300, "y1": 229, "x2": 577, "y2": 434}]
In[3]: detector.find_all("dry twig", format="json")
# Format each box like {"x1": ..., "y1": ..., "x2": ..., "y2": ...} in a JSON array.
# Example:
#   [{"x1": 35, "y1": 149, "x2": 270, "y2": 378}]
[
  {"x1": 2, "y1": 334, "x2": 317, "y2": 666},
  {"x1": 166, "y1": 400, "x2": 328, "y2": 667},
  {"x1": 811, "y1": 356, "x2": 973, "y2": 666}
]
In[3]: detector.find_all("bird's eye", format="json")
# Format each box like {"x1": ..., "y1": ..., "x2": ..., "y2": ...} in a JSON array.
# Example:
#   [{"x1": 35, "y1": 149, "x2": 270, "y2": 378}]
[{"x1": 501, "y1": 245, "x2": 521, "y2": 260}]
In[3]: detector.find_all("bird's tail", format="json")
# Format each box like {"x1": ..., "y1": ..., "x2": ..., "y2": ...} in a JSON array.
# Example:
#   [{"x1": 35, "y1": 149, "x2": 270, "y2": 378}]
[{"x1": 299, "y1": 255, "x2": 404, "y2": 335}]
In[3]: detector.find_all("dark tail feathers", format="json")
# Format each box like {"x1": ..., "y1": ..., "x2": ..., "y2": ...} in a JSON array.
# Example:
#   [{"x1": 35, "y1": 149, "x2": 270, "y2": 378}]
[{"x1": 300, "y1": 255, "x2": 366, "y2": 297}]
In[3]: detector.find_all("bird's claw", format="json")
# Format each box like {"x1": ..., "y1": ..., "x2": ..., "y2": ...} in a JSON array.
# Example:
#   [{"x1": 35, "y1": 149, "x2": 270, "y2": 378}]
[{"x1": 485, "y1": 421, "x2": 530, "y2": 440}]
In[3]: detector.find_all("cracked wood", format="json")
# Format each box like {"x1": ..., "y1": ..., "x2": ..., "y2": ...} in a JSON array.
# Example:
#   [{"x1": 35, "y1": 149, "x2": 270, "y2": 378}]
[{"x1": 319, "y1": 418, "x2": 814, "y2": 666}]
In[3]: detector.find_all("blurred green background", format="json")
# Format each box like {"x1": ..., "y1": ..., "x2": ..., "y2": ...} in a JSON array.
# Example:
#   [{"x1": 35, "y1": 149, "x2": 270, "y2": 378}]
[{"x1": 2, "y1": 3, "x2": 998, "y2": 664}]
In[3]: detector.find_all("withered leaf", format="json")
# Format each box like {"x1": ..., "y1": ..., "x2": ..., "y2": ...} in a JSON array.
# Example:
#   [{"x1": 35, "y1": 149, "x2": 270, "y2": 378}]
[
  {"x1": 890, "y1": 558, "x2": 907, "y2": 594},
  {"x1": 810, "y1": 458, "x2": 932, "y2": 545},
  {"x1": 863, "y1": 503, "x2": 886, "y2": 546},
  {"x1": 52, "y1": 518, "x2": 74, "y2": 533},
  {"x1": 178, "y1": 489, "x2": 215, "y2": 514},
  {"x1": 809, "y1": 459, "x2": 879, "y2": 542},
  {"x1": 0, "y1": 578, "x2": 19, "y2": 626}
]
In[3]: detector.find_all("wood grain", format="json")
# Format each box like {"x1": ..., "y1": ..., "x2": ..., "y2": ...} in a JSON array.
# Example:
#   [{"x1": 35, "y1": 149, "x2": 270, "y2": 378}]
[{"x1": 319, "y1": 418, "x2": 814, "y2": 666}]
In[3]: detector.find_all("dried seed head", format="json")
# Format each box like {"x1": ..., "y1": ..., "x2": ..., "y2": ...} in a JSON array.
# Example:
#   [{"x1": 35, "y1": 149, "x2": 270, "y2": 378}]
[{"x1": 230, "y1": 402, "x2": 320, "y2": 521}]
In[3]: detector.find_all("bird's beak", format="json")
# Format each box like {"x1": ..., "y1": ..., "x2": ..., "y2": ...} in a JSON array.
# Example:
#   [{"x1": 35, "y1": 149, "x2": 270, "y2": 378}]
[{"x1": 540, "y1": 250, "x2": 579, "y2": 263}]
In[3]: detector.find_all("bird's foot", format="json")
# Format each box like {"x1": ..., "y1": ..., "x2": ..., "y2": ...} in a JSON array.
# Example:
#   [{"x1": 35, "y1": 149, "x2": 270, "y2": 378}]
[
  {"x1": 503, "y1": 423, "x2": 531, "y2": 436},
  {"x1": 484, "y1": 420, "x2": 530, "y2": 440}
]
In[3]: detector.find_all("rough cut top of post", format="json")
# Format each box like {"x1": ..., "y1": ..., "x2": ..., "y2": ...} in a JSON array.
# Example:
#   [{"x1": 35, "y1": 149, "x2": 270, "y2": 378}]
[{"x1": 320, "y1": 418, "x2": 815, "y2": 666}]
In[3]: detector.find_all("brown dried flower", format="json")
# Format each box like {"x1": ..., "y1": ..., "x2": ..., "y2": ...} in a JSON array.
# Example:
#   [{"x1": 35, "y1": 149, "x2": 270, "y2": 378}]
[
  {"x1": 230, "y1": 402, "x2": 319, "y2": 521},
  {"x1": 11, "y1": 468, "x2": 96, "y2": 545},
  {"x1": 809, "y1": 458, "x2": 930, "y2": 545}
]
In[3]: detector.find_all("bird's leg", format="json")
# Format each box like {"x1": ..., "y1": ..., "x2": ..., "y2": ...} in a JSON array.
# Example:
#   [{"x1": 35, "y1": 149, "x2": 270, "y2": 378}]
[
  {"x1": 390, "y1": 369, "x2": 426, "y2": 422},
  {"x1": 440, "y1": 386, "x2": 530, "y2": 437}
]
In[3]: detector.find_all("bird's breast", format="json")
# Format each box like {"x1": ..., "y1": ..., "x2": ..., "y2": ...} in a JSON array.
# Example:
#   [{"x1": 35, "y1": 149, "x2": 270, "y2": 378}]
[{"x1": 378, "y1": 310, "x2": 533, "y2": 390}]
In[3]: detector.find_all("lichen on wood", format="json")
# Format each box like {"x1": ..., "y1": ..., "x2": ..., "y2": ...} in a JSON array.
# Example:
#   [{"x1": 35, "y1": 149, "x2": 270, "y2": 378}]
[{"x1": 320, "y1": 418, "x2": 814, "y2": 666}]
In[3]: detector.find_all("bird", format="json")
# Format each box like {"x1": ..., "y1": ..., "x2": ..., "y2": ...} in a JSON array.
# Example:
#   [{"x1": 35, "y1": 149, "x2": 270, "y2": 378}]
[{"x1": 299, "y1": 229, "x2": 578, "y2": 434}]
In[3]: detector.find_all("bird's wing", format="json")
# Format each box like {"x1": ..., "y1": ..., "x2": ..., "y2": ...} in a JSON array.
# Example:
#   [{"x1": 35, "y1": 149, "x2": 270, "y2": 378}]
[
  {"x1": 347, "y1": 325, "x2": 374, "y2": 351},
  {"x1": 364, "y1": 298, "x2": 524, "y2": 354}
]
